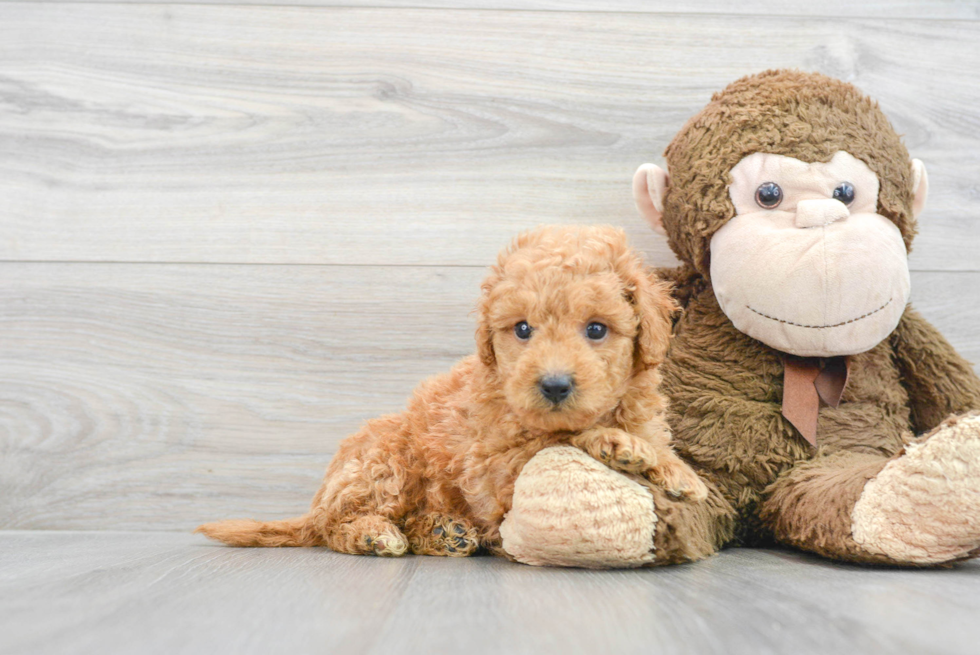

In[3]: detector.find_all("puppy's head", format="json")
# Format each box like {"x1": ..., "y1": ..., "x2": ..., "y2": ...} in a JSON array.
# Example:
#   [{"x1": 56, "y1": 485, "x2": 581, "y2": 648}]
[{"x1": 476, "y1": 225, "x2": 676, "y2": 432}]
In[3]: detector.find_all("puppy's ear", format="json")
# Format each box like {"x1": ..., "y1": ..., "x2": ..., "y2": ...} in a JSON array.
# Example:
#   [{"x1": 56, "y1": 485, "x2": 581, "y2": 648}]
[
  {"x1": 475, "y1": 272, "x2": 500, "y2": 368},
  {"x1": 476, "y1": 310, "x2": 495, "y2": 368},
  {"x1": 625, "y1": 267, "x2": 678, "y2": 369}
]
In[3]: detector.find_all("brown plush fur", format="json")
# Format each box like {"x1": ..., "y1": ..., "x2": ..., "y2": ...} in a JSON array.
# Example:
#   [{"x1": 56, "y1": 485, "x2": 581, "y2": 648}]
[
  {"x1": 650, "y1": 70, "x2": 980, "y2": 565},
  {"x1": 197, "y1": 225, "x2": 706, "y2": 556},
  {"x1": 645, "y1": 477, "x2": 735, "y2": 565}
]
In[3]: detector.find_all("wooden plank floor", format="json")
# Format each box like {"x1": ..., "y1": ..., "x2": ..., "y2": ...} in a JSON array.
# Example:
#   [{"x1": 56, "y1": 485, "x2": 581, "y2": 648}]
[{"x1": 2, "y1": 531, "x2": 980, "y2": 655}]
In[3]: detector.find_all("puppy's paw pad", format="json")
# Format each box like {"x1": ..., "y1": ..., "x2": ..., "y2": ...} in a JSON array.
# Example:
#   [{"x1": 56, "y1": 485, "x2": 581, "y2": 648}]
[
  {"x1": 425, "y1": 517, "x2": 479, "y2": 557},
  {"x1": 372, "y1": 532, "x2": 409, "y2": 557}
]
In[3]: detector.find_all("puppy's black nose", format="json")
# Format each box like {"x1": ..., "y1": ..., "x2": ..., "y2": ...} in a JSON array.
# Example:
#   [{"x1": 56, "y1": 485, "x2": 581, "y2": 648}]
[{"x1": 538, "y1": 374, "x2": 574, "y2": 405}]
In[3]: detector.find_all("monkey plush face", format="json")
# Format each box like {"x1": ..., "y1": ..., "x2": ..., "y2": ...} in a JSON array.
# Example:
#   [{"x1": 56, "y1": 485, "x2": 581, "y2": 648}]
[
  {"x1": 633, "y1": 69, "x2": 930, "y2": 358},
  {"x1": 709, "y1": 151, "x2": 916, "y2": 356}
]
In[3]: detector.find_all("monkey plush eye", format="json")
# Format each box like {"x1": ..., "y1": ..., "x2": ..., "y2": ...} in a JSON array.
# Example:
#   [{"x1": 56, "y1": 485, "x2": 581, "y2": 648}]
[
  {"x1": 514, "y1": 321, "x2": 533, "y2": 340},
  {"x1": 833, "y1": 182, "x2": 855, "y2": 205},
  {"x1": 585, "y1": 322, "x2": 608, "y2": 340},
  {"x1": 755, "y1": 182, "x2": 783, "y2": 209}
]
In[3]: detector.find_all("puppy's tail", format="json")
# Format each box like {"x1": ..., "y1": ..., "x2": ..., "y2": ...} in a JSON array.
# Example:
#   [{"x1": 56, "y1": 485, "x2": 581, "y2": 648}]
[{"x1": 195, "y1": 514, "x2": 322, "y2": 547}]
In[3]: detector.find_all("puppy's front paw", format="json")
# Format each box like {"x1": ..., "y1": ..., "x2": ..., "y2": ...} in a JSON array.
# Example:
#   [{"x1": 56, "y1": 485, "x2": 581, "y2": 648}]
[
  {"x1": 364, "y1": 529, "x2": 409, "y2": 557},
  {"x1": 649, "y1": 454, "x2": 709, "y2": 502},
  {"x1": 573, "y1": 427, "x2": 659, "y2": 474}
]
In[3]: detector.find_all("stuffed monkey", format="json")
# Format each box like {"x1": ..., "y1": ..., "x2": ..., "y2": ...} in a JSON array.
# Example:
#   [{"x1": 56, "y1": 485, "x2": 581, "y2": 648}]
[{"x1": 501, "y1": 70, "x2": 980, "y2": 567}]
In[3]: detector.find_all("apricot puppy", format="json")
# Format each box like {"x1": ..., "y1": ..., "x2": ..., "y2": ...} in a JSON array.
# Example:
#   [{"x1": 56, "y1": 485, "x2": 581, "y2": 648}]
[{"x1": 197, "y1": 225, "x2": 706, "y2": 557}]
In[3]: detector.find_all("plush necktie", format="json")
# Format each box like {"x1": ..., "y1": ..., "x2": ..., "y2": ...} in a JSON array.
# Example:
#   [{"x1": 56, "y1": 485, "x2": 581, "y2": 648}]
[{"x1": 781, "y1": 356, "x2": 850, "y2": 446}]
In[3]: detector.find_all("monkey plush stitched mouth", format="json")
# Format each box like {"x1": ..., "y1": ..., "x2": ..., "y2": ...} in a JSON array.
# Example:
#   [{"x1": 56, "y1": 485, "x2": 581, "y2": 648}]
[
  {"x1": 614, "y1": 69, "x2": 980, "y2": 567},
  {"x1": 634, "y1": 144, "x2": 926, "y2": 359},
  {"x1": 709, "y1": 150, "x2": 919, "y2": 357}
]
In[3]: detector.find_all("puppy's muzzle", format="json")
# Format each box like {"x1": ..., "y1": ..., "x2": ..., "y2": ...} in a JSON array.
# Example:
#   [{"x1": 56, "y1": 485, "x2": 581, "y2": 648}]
[{"x1": 538, "y1": 374, "x2": 575, "y2": 406}]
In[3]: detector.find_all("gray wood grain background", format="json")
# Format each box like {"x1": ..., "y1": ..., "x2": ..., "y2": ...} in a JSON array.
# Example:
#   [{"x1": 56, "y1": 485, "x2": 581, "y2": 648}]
[{"x1": 1, "y1": 1, "x2": 978, "y2": 530}]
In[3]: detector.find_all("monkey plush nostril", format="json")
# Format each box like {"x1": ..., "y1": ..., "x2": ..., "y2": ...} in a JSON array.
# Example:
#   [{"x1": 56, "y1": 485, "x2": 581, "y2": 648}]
[
  {"x1": 538, "y1": 374, "x2": 575, "y2": 405},
  {"x1": 795, "y1": 198, "x2": 850, "y2": 228}
]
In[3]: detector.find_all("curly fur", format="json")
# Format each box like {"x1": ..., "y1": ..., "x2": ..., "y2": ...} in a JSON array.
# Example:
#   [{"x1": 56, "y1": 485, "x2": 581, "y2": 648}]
[{"x1": 197, "y1": 225, "x2": 705, "y2": 556}]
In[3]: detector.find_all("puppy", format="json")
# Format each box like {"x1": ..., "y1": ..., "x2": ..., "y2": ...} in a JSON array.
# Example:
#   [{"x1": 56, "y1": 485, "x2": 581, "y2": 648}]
[{"x1": 197, "y1": 225, "x2": 707, "y2": 557}]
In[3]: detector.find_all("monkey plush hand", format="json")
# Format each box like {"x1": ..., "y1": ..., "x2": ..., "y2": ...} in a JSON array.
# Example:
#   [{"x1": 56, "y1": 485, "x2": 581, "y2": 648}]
[
  {"x1": 624, "y1": 69, "x2": 980, "y2": 565},
  {"x1": 499, "y1": 445, "x2": 724, "y2": 567}
]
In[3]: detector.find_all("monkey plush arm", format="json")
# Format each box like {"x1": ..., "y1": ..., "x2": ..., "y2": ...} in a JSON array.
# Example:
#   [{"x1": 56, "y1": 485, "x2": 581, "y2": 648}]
[{"x1": 889, "y1": 306, "x2": 980, "y2": 433}]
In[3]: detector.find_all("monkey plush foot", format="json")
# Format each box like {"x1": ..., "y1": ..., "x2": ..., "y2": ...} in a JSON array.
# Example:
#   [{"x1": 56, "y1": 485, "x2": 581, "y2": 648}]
[{"x1": 851, "y1": 412, "x2": 980, "y2": 565}]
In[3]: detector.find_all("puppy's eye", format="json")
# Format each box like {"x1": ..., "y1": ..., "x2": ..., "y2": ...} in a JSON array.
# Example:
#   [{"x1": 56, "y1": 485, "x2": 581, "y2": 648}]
[
  {"x1": 514, "y1": 321, "x2": 533, "y2": 341},
  {"x1": 755, "y1": 182, "x2": 783, "y2": 209},
  {"x1": 585, "y1": 322, "x2": 607, "y2": 340},
  {"x1": 832, "y1": 182, "x2": 855, "y2": 205}
]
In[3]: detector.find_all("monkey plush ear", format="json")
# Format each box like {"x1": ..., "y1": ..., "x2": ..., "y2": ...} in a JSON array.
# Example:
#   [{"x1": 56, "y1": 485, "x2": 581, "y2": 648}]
[
  {"x1": 632, "y1": 164, "x2": 669, "y2": 235},
  {"x1": 911, "y1": 158, "x2": 929, "y2": 219}
]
